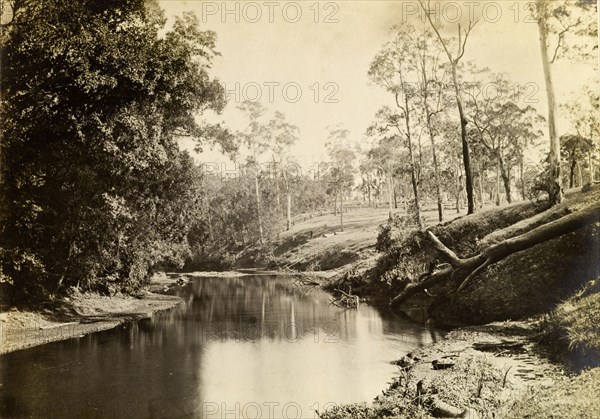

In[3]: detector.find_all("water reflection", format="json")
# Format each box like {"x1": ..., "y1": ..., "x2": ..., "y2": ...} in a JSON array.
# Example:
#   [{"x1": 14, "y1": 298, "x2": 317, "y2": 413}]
[{"x1": 1, "y1": 275, "x2": 442, "y2": 418}]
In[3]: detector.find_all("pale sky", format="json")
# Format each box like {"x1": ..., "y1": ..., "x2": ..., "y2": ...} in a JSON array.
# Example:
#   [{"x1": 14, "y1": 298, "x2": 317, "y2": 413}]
[{"x1": 158, "y1": 0, "x2": 599, "y2": 168}]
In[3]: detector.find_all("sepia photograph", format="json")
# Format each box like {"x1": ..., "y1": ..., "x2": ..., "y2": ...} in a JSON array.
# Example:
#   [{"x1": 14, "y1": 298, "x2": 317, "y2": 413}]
[{"x1": 0, "y1": 0, "x2": 599, "y2": 417}]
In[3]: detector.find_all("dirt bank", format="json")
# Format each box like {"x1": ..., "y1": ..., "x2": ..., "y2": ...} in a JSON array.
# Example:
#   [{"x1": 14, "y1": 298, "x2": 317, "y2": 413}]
[{"x1": 0, "y1": 276, "x2": 182, "y2": 355}]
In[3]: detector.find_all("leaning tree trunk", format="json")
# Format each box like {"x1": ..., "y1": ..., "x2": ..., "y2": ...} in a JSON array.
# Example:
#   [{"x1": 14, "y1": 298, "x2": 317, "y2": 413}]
[
  {"x1": 537, "y1": 0, "x2": 562, "y2": 205},
  {"x1": 390, "y1": 200, "x2": 600, "y2": 308}
]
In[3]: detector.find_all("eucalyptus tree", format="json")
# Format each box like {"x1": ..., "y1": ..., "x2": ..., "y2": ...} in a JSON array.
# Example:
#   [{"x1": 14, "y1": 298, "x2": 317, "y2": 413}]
[
  {"x1": 358, "y1": 157, "x2": 377, "y2": 207},
  {"x1": 466, "y1": 75, "x2": 544, "y2": 204},
  {"x1": 367, "y1": 135, "x2": 403, "y2": 220},
  {"x1": 267, "y1": 111, "x2": 299, "y2": 231},
  {"x1": 368, "y1": 106, "x2": 423, "y2": 228},
  {"x1": 369, "y1": 28, "x2": 424, "y2": 227},
  {"x1": 418, "y1": 0, "x2": 478, "y2": 214},
  {"x1": 325, "y1": 128, "x2": 356, "y2": 231},
  {"x1": 561, "y1": 134, "x2": 594, "y2": 188},
  {"x1": 562, "y1": 86, "x2": 600, "y2": 184},
  {"x1": 414, "y1": 29, "x2": 451, "y2": 221},
  {"x1": 534, "y1": 0, "x2": 597, "y2": 204},
  {"x1": 236, "y1": 101, "x2": 271, "y2": 244}
]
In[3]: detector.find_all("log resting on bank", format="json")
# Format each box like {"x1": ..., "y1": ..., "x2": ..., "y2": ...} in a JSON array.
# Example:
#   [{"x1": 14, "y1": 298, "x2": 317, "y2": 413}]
[{"x1": 390, "y1": 200, "x2": 600, "y2": 309}]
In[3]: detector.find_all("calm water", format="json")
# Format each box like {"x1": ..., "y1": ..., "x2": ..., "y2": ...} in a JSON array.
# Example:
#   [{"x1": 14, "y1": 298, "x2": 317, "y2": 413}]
[{"x1": 1, "y1": 275, "x2": 442, "y2": 418}]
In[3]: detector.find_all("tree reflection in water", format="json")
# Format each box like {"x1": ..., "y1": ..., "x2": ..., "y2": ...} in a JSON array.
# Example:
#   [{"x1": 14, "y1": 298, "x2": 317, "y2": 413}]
[{"x1": 0, "y1": 275, "x2": 442, "y2": 418}]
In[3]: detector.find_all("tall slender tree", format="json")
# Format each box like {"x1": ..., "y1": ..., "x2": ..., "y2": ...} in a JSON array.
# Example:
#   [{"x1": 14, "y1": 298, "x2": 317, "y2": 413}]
[{"x1": 418, "y1": 0, "x2": 478, "y2": 214}]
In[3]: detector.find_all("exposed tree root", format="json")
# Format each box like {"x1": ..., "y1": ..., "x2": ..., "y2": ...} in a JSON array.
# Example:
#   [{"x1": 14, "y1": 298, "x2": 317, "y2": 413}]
[{"x1": 390, "y1": 200, "x2": 600, "y2": 309}]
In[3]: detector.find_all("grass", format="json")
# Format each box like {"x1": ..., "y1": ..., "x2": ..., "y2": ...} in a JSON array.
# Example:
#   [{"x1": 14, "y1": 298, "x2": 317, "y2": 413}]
[
  {"x1": 536, "y1": 277, "x2": 600, "y2": 371},
  {"x1": 508, "y1": 368, "x2": 600, "y2": 418},
  {"x1": 318, "y1": 355, "x2": 511, "y2": 419},
  {"x1": 272, "y1": 200, "x2": 480, "y2": 271}
]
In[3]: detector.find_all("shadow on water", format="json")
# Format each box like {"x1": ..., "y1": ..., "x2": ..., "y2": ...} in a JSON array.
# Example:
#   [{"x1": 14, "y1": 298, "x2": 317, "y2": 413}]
[{"x1": 1, "y1": 275, "x2": 442, "y2": 418}]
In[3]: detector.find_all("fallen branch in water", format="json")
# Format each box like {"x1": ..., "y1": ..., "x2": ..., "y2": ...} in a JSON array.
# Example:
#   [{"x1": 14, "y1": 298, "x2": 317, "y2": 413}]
[
  {"x1": 291, "y1": 270, "x2": 320, "y2": 287},
  {"x1": 390, "y1": 200, "x2": 600, "y2": 308},
  {"x1": 331, "y1": 288, "x2": 360, "y2": 309}
]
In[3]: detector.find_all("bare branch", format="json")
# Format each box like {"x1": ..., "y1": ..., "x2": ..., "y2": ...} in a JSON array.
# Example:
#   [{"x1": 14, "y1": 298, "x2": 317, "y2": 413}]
[
  {"x1": 456, "y1": 20, "x2": 478, "y2": 62},
  {"x1": 418, "y1": 0, "x2": 453, "y2": 63}
]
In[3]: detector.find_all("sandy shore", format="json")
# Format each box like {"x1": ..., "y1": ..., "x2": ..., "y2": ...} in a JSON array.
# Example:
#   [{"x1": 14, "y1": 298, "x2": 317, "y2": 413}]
[{"x1": 0, "y1": 288, "x2": 182, "y2": 355}]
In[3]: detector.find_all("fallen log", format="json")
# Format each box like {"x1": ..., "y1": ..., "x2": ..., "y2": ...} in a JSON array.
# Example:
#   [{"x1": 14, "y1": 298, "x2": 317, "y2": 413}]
[{"x1": 390, "y1": 200, "x2": 600, "y2": 308}]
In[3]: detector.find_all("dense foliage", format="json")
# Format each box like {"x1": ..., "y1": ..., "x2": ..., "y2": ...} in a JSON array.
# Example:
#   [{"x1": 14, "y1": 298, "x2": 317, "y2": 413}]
[{"x1": 0, "y1": 0, "x2": 231, "y2": 296}]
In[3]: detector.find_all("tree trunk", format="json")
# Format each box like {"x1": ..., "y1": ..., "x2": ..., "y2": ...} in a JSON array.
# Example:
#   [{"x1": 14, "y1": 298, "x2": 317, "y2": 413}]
[
  {"x1": 390, "y1": 200, "x2": 600, "y2": 308},
  {"x1": 451, "y1": 65, "x2": 475, "y2": 215},
  {"x1": 286, "y1": 191, "x2": 292, "y2": 231},
  {"x1": 367, "y1": 173, "x2": 372, "y2": 206},
  {"x1": 339, "y1": 190, "x2": 344, "y2": 232},
  {"x1": 569, "y1": 157, "x2": 576, "y2": 189},
  {"x1": 420, "y1": 0, "x2": 474, "y2": 214},
  {"x1": 388, "y1": 174, "x2": 393, "y2": 220},
  {"x1": 479, "y1": 167, "x2": 485, "y2": 209},
  {"x1": 520, "y1": 157, "x2": 526, "y2": 201},
  {"x1": 403, "y1": 93, "x2": 423, "y2": 229},
  {"x1": 455, "y1": 167, "x2": 461, "y2": 213},
  {"x1": 253, "y1": 154, "x2": 264, "y2": 244},
  {"x1": 588, "y1": 151, "x2": 594, "y2": 184},
  {"x1": 282, "y1": 169, "x2": 292, "y2": 231},
  {"x1": 495, "y1": 163, "x2": 501, "y2": 206},
  {"x1": 537, "y1": 0, "x2": 562, "y2": 205},
  {"x1": 427, "y1": 115, "x2": 444, "y2": 222},
  {"x1": 419, "y1": 52, "x2": 444, "y2": 222},
  {"x1": 498, "y1": 157, "x2": 512, "y2": 204},
  {"x1": 273, "y1": 155, "x2": 281, "y2": 217}
]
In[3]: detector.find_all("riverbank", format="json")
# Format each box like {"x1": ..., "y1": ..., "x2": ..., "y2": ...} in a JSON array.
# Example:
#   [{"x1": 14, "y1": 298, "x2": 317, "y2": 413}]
[
  {"x1": 318, "y1": 266, "x2": 600, "y2": 418},
  {"x1": 0, "y1": 276, "x2": 183, "y2": 354},
  {"x1": 0, "y1": 270, "x2": 334, "y2": 355},
  {"x1": 314, "y1": 188, "x2": 600, "y2": 417},
  {"x1": 320, "y1": 317, "x2": 599, "y2": 418}
]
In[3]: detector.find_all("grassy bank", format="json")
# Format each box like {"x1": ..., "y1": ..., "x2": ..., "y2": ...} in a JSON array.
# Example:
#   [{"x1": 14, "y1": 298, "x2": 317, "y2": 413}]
[{"x1": 324, "y1": 186, "x2": 600, "y2": 325}]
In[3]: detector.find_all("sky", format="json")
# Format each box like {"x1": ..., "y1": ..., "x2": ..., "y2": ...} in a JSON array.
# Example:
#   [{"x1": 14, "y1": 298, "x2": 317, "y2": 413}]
[{"x1": 157, "y1": 0, "x2": 599, "y2": 169}]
